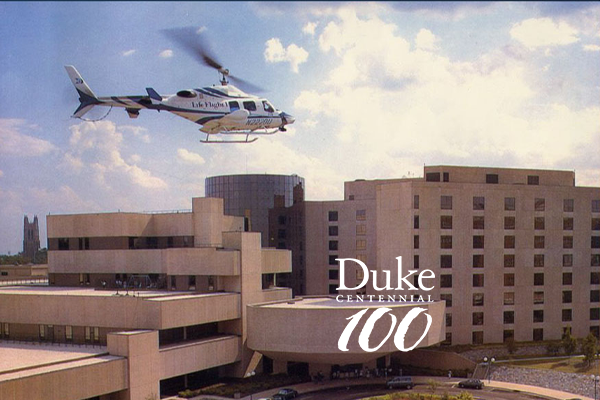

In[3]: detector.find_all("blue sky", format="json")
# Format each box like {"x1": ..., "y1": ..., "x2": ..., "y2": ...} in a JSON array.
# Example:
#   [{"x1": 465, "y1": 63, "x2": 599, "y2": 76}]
[{"x1": 0, "y1": 2, "x2": 599, "y2": 254}]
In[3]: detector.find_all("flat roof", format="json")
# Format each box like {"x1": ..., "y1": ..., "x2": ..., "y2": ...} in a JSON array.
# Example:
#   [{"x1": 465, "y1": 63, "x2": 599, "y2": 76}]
[
  {"x1": 0, "y1": 341, "x2": 113, "y2": 378},
  {"x1": 0, "y1": 286, "x2": 220, "y2": 299},
  {"x1": 255, "y1": 296, "x2": 441, "y2": 309}
]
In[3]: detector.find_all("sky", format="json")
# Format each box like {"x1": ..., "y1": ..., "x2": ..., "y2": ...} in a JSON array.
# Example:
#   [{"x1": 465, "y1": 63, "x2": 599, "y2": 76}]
[{"x1": 0, "y1": 1, "x2": 599, "y2": 254}]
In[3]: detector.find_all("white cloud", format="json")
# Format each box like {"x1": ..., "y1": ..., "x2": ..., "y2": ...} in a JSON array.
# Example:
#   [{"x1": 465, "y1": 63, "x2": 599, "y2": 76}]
[
  {"x1": 122, "y1": 49, "x2": 136, "y2": 57},
  {"x1": 159, "y1": 49, "x2": 173, "y2": 58},
  {"x1": 0, "y1": 119, "x2": 56, "y2": 156},
  {"x1": 303, "y1": 21, "x2": 318, "y2": 36},
  {"x1": 63, "y1": 121, "x2": 167, "y2": 190},
  {"x1": 129, "y1": 154, "x2": 141, "y2": 163},
  {"x1": 196, "y1": 26, "x2": 207, "y2": 34},
  {"x1": 415, "y1": 28, "x2": 439, "y2": 51},
  {"x1": 583, "y1": 44, "x2": 600, "y2": 52},
  {"x1": 177, "y1": 148, "x2": 206, "y2": 165},
  {"x1": 510, "y1": 18, "x2": 579, "y2": 49},
  {"x1": 264, "y1": 38, "x2": 309, "y2": 73}
]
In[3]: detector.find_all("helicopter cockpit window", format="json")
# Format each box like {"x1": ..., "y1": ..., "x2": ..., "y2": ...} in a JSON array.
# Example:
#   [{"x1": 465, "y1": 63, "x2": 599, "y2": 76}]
[
  {"x1": 262, "y1": 101, "x2": 275, "y2": 113},
  {"x1": 243, "y1": 101, "x2": 257, "y2": 112},
  {"x1": 176, "y1": 90, "x2": 196, "y2": 98},
  {"x1": 229, "y1": 101, "x2": 240, "y2": 112}
]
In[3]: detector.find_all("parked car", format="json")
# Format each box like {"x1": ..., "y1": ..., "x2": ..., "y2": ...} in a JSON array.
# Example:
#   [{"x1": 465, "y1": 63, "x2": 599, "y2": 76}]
[
  {"x1": 458, "y1": 379, "x2": 484, "y2": 389},
  {"x1": 273, "y1": 388, "x2": 299, "y2": 399},
  {"x1": 386, "y1": 376, "x2": 414, "y2": 390}
]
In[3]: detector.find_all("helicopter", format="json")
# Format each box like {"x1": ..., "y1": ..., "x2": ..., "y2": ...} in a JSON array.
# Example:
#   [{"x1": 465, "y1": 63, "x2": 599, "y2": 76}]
[{"x1": 65, "y1": 28, "x2": 295, "y2": 143}]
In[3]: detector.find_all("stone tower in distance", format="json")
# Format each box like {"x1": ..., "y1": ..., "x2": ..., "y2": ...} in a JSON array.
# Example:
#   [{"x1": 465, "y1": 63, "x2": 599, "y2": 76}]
[{"x1": 23, "y1": 215, "x2": 40, "y2": 260}]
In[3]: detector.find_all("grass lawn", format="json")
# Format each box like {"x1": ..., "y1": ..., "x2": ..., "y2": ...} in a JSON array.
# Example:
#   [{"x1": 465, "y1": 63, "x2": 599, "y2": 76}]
[{"x1": 506, "y1": 356, "x2": 599, "y2": 375}]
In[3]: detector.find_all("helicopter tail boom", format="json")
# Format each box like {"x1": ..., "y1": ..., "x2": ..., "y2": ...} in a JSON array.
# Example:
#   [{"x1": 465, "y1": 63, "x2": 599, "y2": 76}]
[{"x1": 65, "y1": 65, "x2": 101, "y2": 118}]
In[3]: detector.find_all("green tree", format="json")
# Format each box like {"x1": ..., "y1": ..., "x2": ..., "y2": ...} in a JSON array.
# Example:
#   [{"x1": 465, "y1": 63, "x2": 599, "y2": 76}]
[
  {"x1": 562, "y1": 327, "x2": 578, "y2": 357},
  {"x1": 581, "y1": 333, "x2": 598, "y2": 367},
  {"x1": 457, "y1": 391, "x2": 474, "y2": 400}
]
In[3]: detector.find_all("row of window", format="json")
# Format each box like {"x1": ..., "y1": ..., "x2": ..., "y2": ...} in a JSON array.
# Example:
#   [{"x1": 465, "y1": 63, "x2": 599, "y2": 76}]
[
  {"x1": 328, "y1": 210, "x2": 367, "y2": 222},
  {"x1": 414, "y1": 234, "x2": 600, "y2": 249},
  {"x1": 414, "y1": 195, "x2": 600, "y2": 212},
  {"x1": 438, "y1": 272, "x2": 600, "y2": 288},
  {"x1": 327, "y1": 225, "x2": 368, "y2": 236},
  {"x1": 449, "y1": 290, "x2": 600, "y2": 308},
  {"x1": 425, "y1": 172, "x2": 549, "y2": 186},
  {"x1": 461, "y1": 308, "x2": 600, "y2": 326},
  {"x1": 0, "y1": 324, "x2": 100, "y2": 343},
  {"x1": 432, "y1": 253, "x2": 600, "y2": 269},
  {"x1": 459, "y1": 326, "x2": 600, "y2": 345},
  {"x1": 414, "y1": 215, "x2": 600, "y2": 231}
]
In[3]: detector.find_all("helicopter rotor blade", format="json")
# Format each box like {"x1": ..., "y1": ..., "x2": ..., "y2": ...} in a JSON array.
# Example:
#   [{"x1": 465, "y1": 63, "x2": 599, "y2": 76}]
[{"x1": 162, "y1": 26, "x2": 265, "y2": 93}]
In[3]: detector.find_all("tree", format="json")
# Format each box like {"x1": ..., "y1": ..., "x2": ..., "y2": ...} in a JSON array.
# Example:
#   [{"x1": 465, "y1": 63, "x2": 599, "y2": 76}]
[
  {"x1": 427, "y1": 379, "x2": 439, "y2": 400},
  {"x1": 457, "y1": 391, "x2": 474, "y2": 400},
  {"x1": 581, "y1": 333, "x2": 598, "y2": 367},
  {"x1": 562, "y1": 327, "x2": 578, "y2": 357}
]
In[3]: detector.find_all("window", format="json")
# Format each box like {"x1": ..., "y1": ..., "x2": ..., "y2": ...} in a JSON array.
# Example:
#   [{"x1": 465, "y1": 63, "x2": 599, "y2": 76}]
[
  {"x1": 414, "y1": 195, "x2": 420, "y2": 210},
  {"x1": 591, "y1": 308, "x2": 600, "y2": 321},
  {"x1": 426, "y1": 172, "x2": 441, "y2": 182},
  {"x1": 504, "y1": 216, "x2": 515, "y2": 230},
  {"x1": 262, "y1": 100, "x2": 275, "y2": 112},
  {"x1": 443, "y1": 172, "x2": 450, "y2": 182},
  {"x1": 562, "y1": 309, "x2": 572, "y2": 322},
  {"x1": 243, "y1": 101, "x2": 257, "y2": 111},
  {"x1": 39, "y1": 325, "x2": 45, "y2": 340},
  {"x1": 505, "y1": 197, "x2": 516, "y2": 211},
  {"x1": 440, "y1": 293, "x2": 452, "y2": 307},
  {"x1": 473, "y1": 236, "x2": 485, "y2": 249},
  {"x1": 486, "y1": 174, "x2": 499, "y2": 184},
  {"x1": 473, "y1": 197, "x2": 485, "y2": 210},
  {"x1": 356, "y1": 209, "x2": 366, "y2": 221},
  {"x1": 473, "y1": 274, "x2": 484, "y2": 287},
  {"x1": 504, "y1": 254, "x2": 515, "y2": 268},
  {"x1": 504, "y1": 311, "x2": 515, "y2": 324},
  {"x1": 356, "y1": 268, "x2": 364, "y2": 280},
  {"x1": 562, "y1": 290, "x2": 572, "y2": 303},
  {"x1": 534, "y1": 254, "x2": 545, "y2": 267},
  {"x1": 441, "y1": 215, "x2": 453, "y2": 229},
  {"x1": 534, "y1": 217, "x2": 545, "y2": 230},
  {"x1": 472, "y1": 331, "x2": 484, "y2": 344},
  {"x1": 504, "y1": 273, "x2": 515, "y2": 286},
  {"x1": 329, "y1": 255, "x2": 338, "y2": 265},
  {"x1": 229, "y1": 101, "x2": 240, "y2": 111},
  {"x1": 593, "y1": 200, "x2": 600, "y2": 213},
  {"x1": 591, "y1": 290, "x2": 600, "y2": 303},
  {"x1": 440, "y1": 275, "x2": 453, "y2": 288},
  {"x1": 593, "y1": 254, "x2": 600, "y2": 266},
  {"x1": 473, "y1": 254, "x2": 485, "y2": 268},
  {"x1": 328, "y1": 226, "x2": 338, "y2": 236},
  {"x1": 414, "y1": 255, "x2": 419, "y2": 269},
  {"x1": 58, "y1": 238, "x2": 69, "y2": 250},
  {"x1": 329, "y1": 241, "x2": 338, "y2": 251},
  {"x1": 504, "y1": 236, "x2": 515, "y2": 249},
  {"x1": 528, "y1": 175, "x2": 540, "y2": 185},
  {"x1": 328, "y1": 211, "x2": 338, "y2": 222},
  {"x1": 504, "y1": 330, "x2": 514, "y2": 342},
  {"x1": 441, "y1": 255, "x2": 453, "y2": 269},
  {"x1": 563, "y1": 254, "x2": 573, "y2": 267},
  {"x1": 563, "y1": 236, "x2": 573, "y2": 249},
  {"x1": 65, "y1": 325, "x2": 73, "y2": 341},
  {"x1": 414, "y1": 235, "x2": 420, "y2": 249},
  {"x1": 473, "y1": 293, "x2": 484, "y2": 306},
  {"x1": 534, "y1": 291, "x2": 544, "y2": 304},
  {"x1": 356, "y1": 224, "x2": 367, "y2": 235},
  {"x1": 472, "y1": 312, "x2": 484, "y2": 326},
  {"x1": 328, "y1": 285, "x2": 337, "y2": 294},
  {"x1": 534, "y1": 273, "x2": 544, "y2": 286},
  {"x1": 563, "y1": 272, "x2": 572, "y2": 285},
  {"x1": 533, "y1": 328, "x2": 544, "y2": 341},
  {"x1": 563, "y1": 218, "x2": 574, "y2": 230},
  {"x1": 446, "y1": 313, "x2": 452, "y2": 327},
  {"x1": 534, "y1": 236, "x2": 545, "y2": 249},
  {"x1": 564, "y1": 199, "x2": 574, "y2": 212},
  {"x1": 592, "y1": 272, "x2": 600, "y2": 285},
  {"x1": 533, "y1": 310, "x2": 544, "y2": 323},
  {"x1": 593, "y1": 237, "x2": 600, "y2": 249},
  {"x1": 329, "y1": 270, "x2": 339, "y2": 280},
  {"x1": 443, "y1": 332, "x2": 452, "y2": 346},
  {"x1": 441, "y1": 195, "x2": 453, "y2": 210},
  {"x1": 441, "y1": 235, "x2": 452, "y2": 249},
  {"x1": 535, "y1": 198, "x2": 545, "y2": 211},
  {"x1": 593, "y1": 218, "x2": 600, "y2": 231},
  {"x1": 356, "y1": 253, "x2": 367, "y2": 262},
  {"x1": 413, "y1": 215, "x2": 419, "y2": 229},
  {"x1": 473, "y1": 216, "x2": 485, "y2": 230},
  {"x1": 504, "y1": 292, "x2": 515, "y2": 305},
  {"x1": 356, "y1": 239, "x2": 367, "y2": 250}
]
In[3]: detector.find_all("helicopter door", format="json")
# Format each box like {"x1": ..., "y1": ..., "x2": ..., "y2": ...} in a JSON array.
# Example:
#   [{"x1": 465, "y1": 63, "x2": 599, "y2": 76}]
[
  {"x1": 229, "y1": 101, "x2": 240, "y2": 112},
  {"x1": 243, "y1": 101, "x2": 257, "y2": 115}
]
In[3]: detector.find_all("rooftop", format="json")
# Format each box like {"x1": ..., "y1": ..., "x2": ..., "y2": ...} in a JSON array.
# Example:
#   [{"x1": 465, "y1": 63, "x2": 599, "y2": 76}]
[{"x1": 255, "y1": 296, "x2": 440, "y2": 309}]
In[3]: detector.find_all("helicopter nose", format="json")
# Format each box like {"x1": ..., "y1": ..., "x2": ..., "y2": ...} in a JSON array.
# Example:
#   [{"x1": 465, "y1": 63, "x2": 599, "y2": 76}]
[{"x1": 280, "y1": 112, "x2": 295, "y2": 125}]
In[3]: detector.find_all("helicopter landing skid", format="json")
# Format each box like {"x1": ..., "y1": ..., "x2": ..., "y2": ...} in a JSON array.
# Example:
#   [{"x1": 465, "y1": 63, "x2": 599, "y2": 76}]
[{"x1": 199, "y1": 128, "x2": 277, "y2": 144}]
